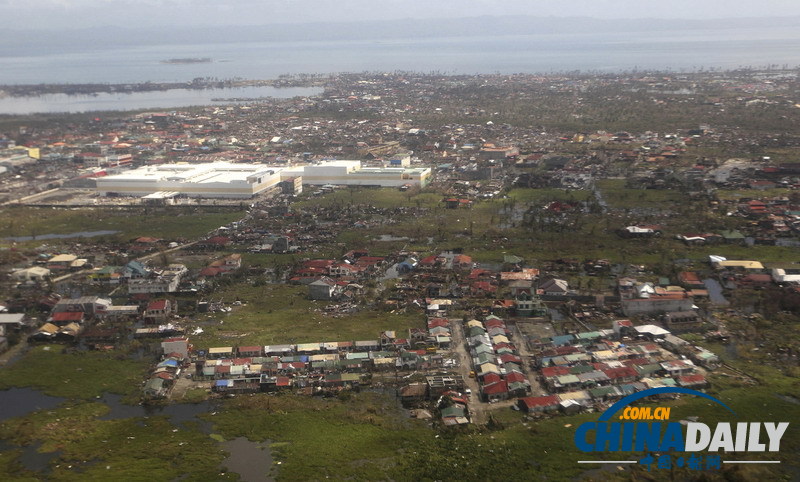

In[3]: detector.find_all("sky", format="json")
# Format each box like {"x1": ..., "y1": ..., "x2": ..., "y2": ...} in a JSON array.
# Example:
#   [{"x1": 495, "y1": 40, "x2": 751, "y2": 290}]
[{"x1": 2, "y1": 0, "x2": 800, "y2": 30}]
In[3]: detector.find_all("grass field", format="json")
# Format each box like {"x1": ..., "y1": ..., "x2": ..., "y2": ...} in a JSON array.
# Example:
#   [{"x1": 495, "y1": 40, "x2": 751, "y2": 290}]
[
  {"x1": 0, "y1": 206, "x2": 243, "y2": 245},
  {"x1": 189, "y1": 283, "x2": 423, "y2": 348},
  {"x1": 716, "y1": 188, "x2": 797, "y2": 201},
  {"x1": 0, "y1": 346, "x2": 148, "y2": 400},
  {"x1": 0, "y1": 400, "x2": 230, "y2": 481},
  {"x1": 506, "y1": 188, "x2": 592, "y2": 203},
  {"x1": 300, "y1": 186, "x2": 795, "y2": 267},
  {"x1": 205, "y1": 391, "x2": 598, "y2": 481},
  {"x1": 203, "y1": 369, "x2": 800, "y2": 482},
  {"x1": 596, "y1": 179, "x2": 685, "y2": 208},
  {"x1": 294, "y1": 187, "x2": 443, "y2": 210}
]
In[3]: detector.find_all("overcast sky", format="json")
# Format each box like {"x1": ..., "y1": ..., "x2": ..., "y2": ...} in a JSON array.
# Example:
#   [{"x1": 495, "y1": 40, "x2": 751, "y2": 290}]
[{"x1": 2, "y1": 0, "x2": 799, "y2": 29}]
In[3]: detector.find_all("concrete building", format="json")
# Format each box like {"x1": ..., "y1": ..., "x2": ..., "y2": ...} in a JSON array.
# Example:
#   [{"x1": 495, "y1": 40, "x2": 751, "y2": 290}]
[
  {"x1": 128, "y1": 264, "x2": 187, "y2": 294},
  {"x1": 10, "y1": 267, "x2": 51, "y2": 283},
  {"x1": 52, "y1": 296, "x2": 112, "y2": 316},
  {"x1": 621, "y1": 293, "x2": 694, "y2": 316},
  {"x1": 282, "y1": 160, "x2": 431, "y2": 188},
  {"x1": 309, "y1": 277, "x2": 337, "y2": 301},
  {"x1": 162, "y1": 337, "x2": 190, "y2": 358},
  {"x1": 771, "y1": 267, "x2": 800, "y2": 284},
  {"x1": 97, "y1": 160, "x2": 431, "y2": 199},
  {"x1": 96, "y1": 162, "x2": 284, "y2": 198}
]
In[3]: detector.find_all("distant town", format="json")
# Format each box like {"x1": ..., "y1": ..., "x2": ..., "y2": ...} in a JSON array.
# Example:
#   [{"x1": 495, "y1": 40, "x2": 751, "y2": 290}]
[{"x1": 1, "y1": 69, "x2": 799, "y2": 480}]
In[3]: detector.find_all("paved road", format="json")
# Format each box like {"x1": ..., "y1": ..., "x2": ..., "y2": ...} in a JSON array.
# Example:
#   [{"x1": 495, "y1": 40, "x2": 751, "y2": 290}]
[
  {"x1": 448, "y1": 318, "x2": 545, "y2": 423},
  {"x1": 448, "y1": 318, "x2": 487, "y2": 423},
  {"x1": 135, "y1": 241, "x2": 198, "y2": 263},
  {"x1": 513, "y1": 322, "x2": 547, "y2": 396},
  {"x1": 0, "y1": 339, "x2": 28, "y2": 367},
  {"x1": 703, "y1": 278, "x2": 730, "y2": 306}
]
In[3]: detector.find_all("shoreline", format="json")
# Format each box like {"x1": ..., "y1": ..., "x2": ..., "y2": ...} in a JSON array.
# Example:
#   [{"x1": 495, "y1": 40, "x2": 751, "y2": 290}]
[{"x1": 0, "y1": 77, "x2": 326, "y2": 98}]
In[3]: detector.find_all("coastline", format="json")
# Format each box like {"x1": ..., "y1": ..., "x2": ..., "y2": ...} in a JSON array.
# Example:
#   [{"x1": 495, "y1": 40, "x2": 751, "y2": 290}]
[{"x1": 0, "y1": 77, "x2": 325, "y2": 98}]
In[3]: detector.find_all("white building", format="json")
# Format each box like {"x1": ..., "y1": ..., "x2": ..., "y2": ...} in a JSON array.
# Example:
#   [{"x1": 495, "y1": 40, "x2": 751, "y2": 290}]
[
  {"x1": 96, "y1": 162, "x2": 284, "y2": 198},
  {"x1": 128, "y1": 264, "x2": 188, "y2": 294},
  {"x1": 10, "y1": 267, "x2": 51, "y2": 283},
  {"x1": 97, "y1": 160, "x2": 431, "y2": 199},
  {"x1": 771, "y1": 267, "x2": 800, "y2": 284},
  {"x1": 282, "y1": 160, "x2": 431, "y2": 188}
]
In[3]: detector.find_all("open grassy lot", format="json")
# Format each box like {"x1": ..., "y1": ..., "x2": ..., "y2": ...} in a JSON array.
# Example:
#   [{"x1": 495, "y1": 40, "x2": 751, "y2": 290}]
[
  {"x1": 2, "y1": 369, "x2": 796, "y2": 481},
  {"x1": 300, "y1": 185, "x2": 799, "y2": 270},
  {"x1": 715, "y1": 188, "x2": 797, "y2": 201},
  {"x1": 205, "y1": 391, "x2": 597, "y2": 481},
  {"x1": 204, "y1": 370, "x2": 800, "y2": 482},
  {"x1": 0, "y1": 206, "x2": 243, "y2": 244},
  {"x1": 596, "y1": 179, "x2": 685, "y2": 209},
  {"x1": 294, "y1": 187, "x2": 443, "y2": 210},
  {"x1": 506, "y1": 188, "x2": 592, "y2": 203},
  {"x1": 0, "y1": 346, "x2": 148, "y2": 400},
  {"x1": 190, "y1": 283, "x2": 423, "y2": 348},
  {"x1": 207, "y1": 392, "x2": 425, "y2": 481},
  {"x1": 0, "y1": 401, "x2": 229, "y2": 481}
]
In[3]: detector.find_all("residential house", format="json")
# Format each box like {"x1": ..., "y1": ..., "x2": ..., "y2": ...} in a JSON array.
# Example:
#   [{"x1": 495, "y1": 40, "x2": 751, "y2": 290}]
[
  {"x1": 10, "y1": 267, "x2": 51, "y2": 284},
  {"x1": 144, "y1": 299, "x2": 173, "y2": 324},
  {"x1": 161, "y1": 337, "x2": 190, "y2": 358},
  {"x1": 308, "y1": 277, "x2": 337, "y2": 301},
  {"x1": 508, "y1": 279, "x2": 534, "y2": 297},
  {"x1": 0, "y1": 313, "x2": 25, "y2": 337},
  {"x1": 481, "y1": 380, "x2": 509, "y2": 402},
  {"x1": 47, "y1": 254, "x2": 78, "y2": 271},
  {"x1": 663, "y1": 311, "x2": 702, "y2": 332},
  {"x1": 400, "y1": 383, "x2": 428, "y2": 406},
  {"x1": 539, "y1": 278, "x2": 569, "y2": 296},
  {"x1": 517, "y1": 395, "x2": 560, "y2": 413},
  {"x1": 52, "y1": 296, "x2": 112, "y2": 316}
]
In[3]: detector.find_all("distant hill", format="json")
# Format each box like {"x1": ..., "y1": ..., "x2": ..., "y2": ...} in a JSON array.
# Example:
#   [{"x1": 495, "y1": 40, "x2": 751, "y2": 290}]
[{"x1": 3, "y1": 15, "x2": 800, "y2": 56}]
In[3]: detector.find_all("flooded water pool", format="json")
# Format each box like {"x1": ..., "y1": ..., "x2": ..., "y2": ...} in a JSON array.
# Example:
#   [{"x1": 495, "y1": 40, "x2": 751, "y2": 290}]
[
  {"x1": 0, "y1": 388, "x2": 267, "y2": 480},
  {"x1": 374, "y1": 235, "x2": 409, "y2": 242},
  {"x1": 221, "y1": 437, "x2": 274, "y2": 482},
  {"x1": 0, "y1": 388, "x2": 65, "y2": 422},
  {"x1": 98, "y1": 392, "x2": 214, "y2": 433},
  {"x1": 3, "y1": 230, "x2": 120, "y2": 242},
  {"x1": 702, "y1": 279, "x2": 730, "y2": 306}
]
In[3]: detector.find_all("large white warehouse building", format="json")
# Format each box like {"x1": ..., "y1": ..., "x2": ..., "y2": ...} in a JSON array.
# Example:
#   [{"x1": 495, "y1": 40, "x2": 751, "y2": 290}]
[
  {"x1": 283, "y1": 160, "x2": 431, "y2": 188},
  {"x1": 96, "y1": 162, "x2": 284, "y2": 198},
  {"x1": 96, "y1": 160, "x2": 431, "y2": 199}
]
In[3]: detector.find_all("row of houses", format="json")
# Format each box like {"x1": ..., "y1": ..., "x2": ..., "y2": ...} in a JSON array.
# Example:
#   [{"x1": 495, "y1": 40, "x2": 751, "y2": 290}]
[
  {"x1": 143, "y1": 353, "x2": 184, "y2": 399},
  {"x1": 28, "y1": 296, "x2": 123, "y2": 342},
  {"x1": 466, "y1": 315, "x2": 531, "y2": 402},
  {"x1": 204, "y1": 333, "x2": 415, "y2": 359},
  {"x1": 525, "y1": 321, "x2": 715, "y2": 412},
  {"x1": 290, "y1": 254, "x2": 388, "y2": 285},
  {"x1": 197, "y1": 330, "x2": 448, "y2": 395},
  {"x1": 201, "y1": 348, "x2": 442, "y2": 395},
  {"x1": 200, "y1": 347, "x2": 440, "y2": 377},
  {"x1": 27, "y1": 295, "x2": 173, "y2": 343},
  {"x1": 517, "y1": 371, "x2": 707, "y2": 415}
]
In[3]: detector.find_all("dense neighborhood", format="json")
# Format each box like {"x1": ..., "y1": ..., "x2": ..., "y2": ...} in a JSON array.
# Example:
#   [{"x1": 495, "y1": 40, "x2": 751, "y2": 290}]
[{"x1": 1, "y1": 68, "x2": 800, "y2": 480}]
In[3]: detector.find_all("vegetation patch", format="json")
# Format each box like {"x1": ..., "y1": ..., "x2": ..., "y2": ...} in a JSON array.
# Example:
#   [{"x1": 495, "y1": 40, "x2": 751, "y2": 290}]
[
  {"x1": 0, "y1": 206, "x2": 242, "y2": 245},
  {"x1": 0, "y1": 401, "x2": 229, "y2": 481},
  {"x1": 190, "y1": 283, "x2": 422, "y2": 347},
  {"x1": 0, "y1": 346, "x2": 148, "y2": 400}
]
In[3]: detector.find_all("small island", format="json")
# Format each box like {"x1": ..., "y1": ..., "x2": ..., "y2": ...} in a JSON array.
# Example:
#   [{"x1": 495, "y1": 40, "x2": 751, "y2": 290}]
[{"x1": 160, "y1": 57, "x2": 212, "y2": 64}]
